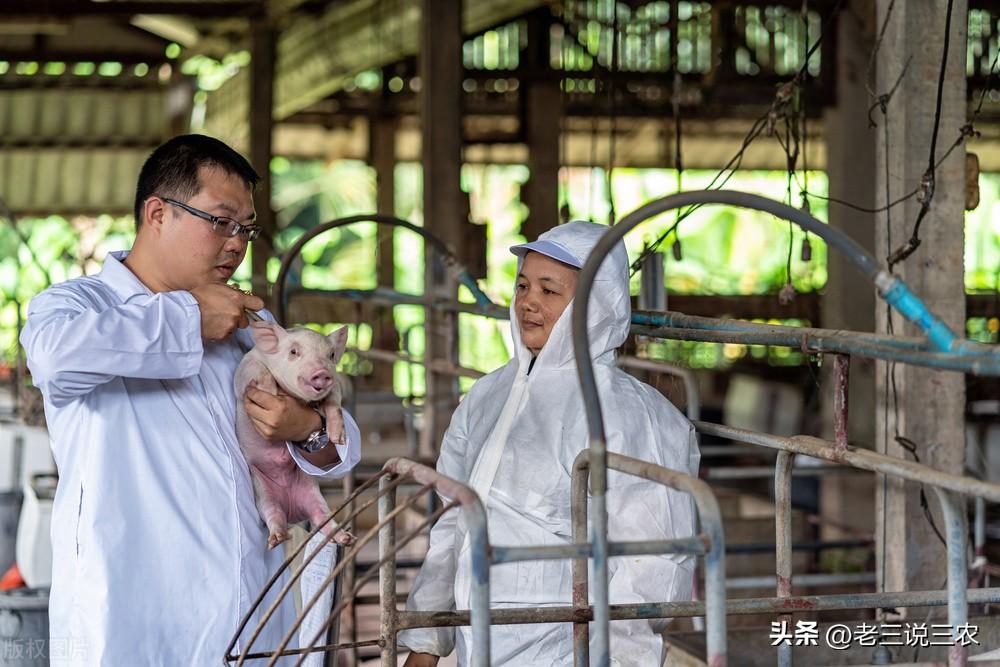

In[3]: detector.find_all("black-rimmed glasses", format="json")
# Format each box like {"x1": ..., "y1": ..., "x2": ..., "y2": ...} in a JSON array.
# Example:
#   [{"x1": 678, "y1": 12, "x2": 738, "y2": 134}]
[{"x1": 162, "y1": 197, "x2": 262, "y2": 241}]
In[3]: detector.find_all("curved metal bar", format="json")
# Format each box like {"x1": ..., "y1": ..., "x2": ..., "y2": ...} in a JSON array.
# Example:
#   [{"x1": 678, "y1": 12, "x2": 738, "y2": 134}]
[
  {"x1": 226, "y1": 469, "x2": 394, "y2": 665},
  {"x1": 570, "y1": 449, "x2": 727, "y2": 667},
  {"x1": 272, "y1": 214, "x2": 496, "y2": 325},
  {"x1": 264, "y1": 482, "x2": 435, "y2": 667},
  {"x1": 931, "y1": 488, "x2": 970, "y2": 667},
  {"x1": 296, "y1": 499, "x2": 457, "y2": 667},
  {"x1": 617, "y1": 355, "x2": 701, "y2": 421},
  {"x1": 381, "y1": 457, "x2": 492, "y2": 667},
  {"x1": 574, "y1": 191, "x2": 995, "y2": 371}
]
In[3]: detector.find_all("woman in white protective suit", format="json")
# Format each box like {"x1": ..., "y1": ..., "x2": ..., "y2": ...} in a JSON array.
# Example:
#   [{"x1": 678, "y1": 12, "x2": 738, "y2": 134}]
[{"x1": 400, "y1": 220, "x2": 700, "y2": 666}]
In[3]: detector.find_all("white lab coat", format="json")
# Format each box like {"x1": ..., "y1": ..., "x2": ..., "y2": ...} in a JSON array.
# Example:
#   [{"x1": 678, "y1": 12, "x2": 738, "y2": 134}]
[
  {"x1": 19, "y1": 251, "x2": 361, "y2": 666},
  {"x1": 399, "y1": 222, "x2": 700, "y2": 666}
]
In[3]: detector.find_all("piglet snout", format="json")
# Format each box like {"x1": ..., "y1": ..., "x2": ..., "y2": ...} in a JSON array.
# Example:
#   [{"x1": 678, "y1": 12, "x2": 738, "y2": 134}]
[{"x1": 307, "y1": 370, "x2": 333, "y2": 391}]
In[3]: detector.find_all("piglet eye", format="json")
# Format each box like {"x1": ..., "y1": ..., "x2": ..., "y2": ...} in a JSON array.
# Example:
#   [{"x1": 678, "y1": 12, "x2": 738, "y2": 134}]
[{"x1": 289, "y1": 347, "x2": 299, "y2": 357}]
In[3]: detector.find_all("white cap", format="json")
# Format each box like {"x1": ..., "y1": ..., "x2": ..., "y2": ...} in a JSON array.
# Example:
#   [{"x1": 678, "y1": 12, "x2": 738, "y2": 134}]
[{"x1": 509, "y1": 238, "x2": 583, "y2": 268}]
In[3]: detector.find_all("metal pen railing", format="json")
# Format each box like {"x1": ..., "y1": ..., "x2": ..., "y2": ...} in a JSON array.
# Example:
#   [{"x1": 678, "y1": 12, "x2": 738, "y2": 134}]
[
  {"x1": 223, "y1": 458, "x2": 488, "y2": 667},
  {"x1": 571, "y1": 190, "x2": 1000, "y2": 667},
  {"x1": 250, "y1": 193, "x2": 1000, "y2": 666}
]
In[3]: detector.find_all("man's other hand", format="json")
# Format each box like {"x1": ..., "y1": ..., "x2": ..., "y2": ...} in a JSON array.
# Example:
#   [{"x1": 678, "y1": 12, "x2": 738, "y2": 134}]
[
  {"x1": 243, "y1": 381, "x2": 322, "y2": 441},
  {"x1": 190, "y1": 283, "x2": 264, "y2": 342}
]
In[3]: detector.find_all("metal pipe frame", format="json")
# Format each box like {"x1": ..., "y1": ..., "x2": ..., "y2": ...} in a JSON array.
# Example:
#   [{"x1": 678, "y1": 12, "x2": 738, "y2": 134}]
[
  {"x1": 698, "y1": 419, "x2": 991, "y2": 667},
  {"x1": 248, "y1": 195, "x2": 1000, "y2": 666},
  {"x1": 567, "y1": 450, "x2": 728, "y2": 667},
  {"x1": 617, "y1": 355, "x2": 701, "y2": 421},
  {"x1": 271, "y1": 214, "x2": 496, "y2": 326},
  {"x1": 383, "y1": 458, "x2": 492, "y2": 667},
  {"x1": 226, "y1": 469, "x2": 398, "y2": 666},
  {"x1": 571, "y1": 191, "x2": 1000, "y2": 666},
  {"x1": 396, "y1": 587, "x2": 1000, "y2": 628},
  {"x1": 226, "y1": 458, "x2": 489, "y2": 667},
  {"x1": 695, "y1": 422, "x2": 1000, "y2": 503},
  {"x1": 346, "y1": 345, "x2": 485, "y2": 380},
  {"x1": 775, "y1": 450, "x2": 795, "y2": 667}
]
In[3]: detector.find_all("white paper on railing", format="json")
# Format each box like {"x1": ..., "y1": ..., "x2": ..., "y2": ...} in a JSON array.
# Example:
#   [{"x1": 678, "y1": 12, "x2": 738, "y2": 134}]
[{"x1": 298, "y1": 532, "x2": 340, "y2": 667}]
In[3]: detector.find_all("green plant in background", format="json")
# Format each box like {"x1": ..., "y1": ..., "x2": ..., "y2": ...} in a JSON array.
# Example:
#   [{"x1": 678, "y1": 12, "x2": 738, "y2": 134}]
[{"x1": 0, "y1": 213, "x2": 135, "y2": 372}]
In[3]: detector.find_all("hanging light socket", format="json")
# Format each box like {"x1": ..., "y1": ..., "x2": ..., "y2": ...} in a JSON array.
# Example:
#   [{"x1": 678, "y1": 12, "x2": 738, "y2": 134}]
[
  {"x1": 801, "y1": 237, "x2": 812, "y2": 262},
  {"x1": 672, "y1": 238, "x2": 683, "y2": 262}
]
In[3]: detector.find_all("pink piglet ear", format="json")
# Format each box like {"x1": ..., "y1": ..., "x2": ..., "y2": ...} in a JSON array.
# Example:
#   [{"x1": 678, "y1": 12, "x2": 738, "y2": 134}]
[
  {"x1": 250, "y1": 321, "x2": 284, "y2": 354},
  {"x1": 328, "y1": 326, "x2": 348, "y2": 363}
]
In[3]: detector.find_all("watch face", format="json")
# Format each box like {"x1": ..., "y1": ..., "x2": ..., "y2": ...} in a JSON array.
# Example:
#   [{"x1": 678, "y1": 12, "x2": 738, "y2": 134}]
[{"x1": 304, "y1": 431, "x2": 330, "y2": 453}]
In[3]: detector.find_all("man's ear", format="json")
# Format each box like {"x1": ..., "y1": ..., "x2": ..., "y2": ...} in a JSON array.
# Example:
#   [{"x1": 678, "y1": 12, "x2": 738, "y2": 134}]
[
  {"x1": 250, "y1": 321, "x2": 285, "y2": 354},
  {"x1": 142, "y1": 196, "x2": 168, "y2": 235},
  {"x1": 328, "y1": 326, "x2": 348, "y2": 364}
]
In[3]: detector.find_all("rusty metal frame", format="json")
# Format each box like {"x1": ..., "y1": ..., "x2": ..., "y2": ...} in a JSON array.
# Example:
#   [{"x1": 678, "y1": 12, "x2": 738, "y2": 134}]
[{"x1": 244, "y1": 192, "x2": 1000, "y2": 667}]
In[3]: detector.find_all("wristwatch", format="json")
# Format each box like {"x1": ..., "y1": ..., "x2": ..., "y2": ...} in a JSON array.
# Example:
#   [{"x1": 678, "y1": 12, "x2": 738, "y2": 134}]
[{"x1": 294, "y1": 413, "x2": 331, "y2": 453}]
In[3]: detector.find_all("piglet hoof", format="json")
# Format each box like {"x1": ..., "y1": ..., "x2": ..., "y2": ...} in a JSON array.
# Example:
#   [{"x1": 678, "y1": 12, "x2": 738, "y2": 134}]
[
  {"x1": 267, "y1": 529, "x2": 289, "y2": 549},
  {"x1": 333, "y1": 530, "x2": 356, "y2": 546}
]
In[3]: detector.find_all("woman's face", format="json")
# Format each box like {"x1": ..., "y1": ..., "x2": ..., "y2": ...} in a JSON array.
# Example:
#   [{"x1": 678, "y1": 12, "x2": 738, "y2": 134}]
[{"x1": 514, "y1": 251, "x2": 579, "y2": 356}]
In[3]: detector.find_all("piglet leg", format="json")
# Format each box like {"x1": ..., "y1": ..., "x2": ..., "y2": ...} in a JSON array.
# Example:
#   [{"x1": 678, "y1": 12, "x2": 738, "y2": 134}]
[
  {"x1": 251, "y1": 470, "x2": 291, "y2": 549},
  {"x1": 235, "y1": 360, "x2": 294, "y2": 549},
  {"x1": 292, "y1": 472, "x2": 355, "y2": 546}
]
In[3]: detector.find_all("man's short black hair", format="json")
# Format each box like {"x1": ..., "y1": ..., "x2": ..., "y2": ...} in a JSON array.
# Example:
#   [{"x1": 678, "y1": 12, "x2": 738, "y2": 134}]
[{"x1": 133, "y1": 134, "x2": 261, "y2": 228}]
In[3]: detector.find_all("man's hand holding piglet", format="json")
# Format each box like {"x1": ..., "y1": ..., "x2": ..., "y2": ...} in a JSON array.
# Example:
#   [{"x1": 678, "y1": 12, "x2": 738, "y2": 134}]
[
  {"x1": 243, "y1": 381, "x2": 346, "y2": 469},
  {"x1": 243, "y1": 381, "x2": 323, "y2": 441}
]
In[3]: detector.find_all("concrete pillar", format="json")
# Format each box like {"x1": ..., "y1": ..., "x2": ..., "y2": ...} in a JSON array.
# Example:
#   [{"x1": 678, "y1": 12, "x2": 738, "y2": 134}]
[
  {"x1": 249, "y1": 20, "x2": 276, "y2": 299},
  {"x1": 818, "y1": 0, "x2": 877, "y2": 542},
  {"x1": 370, "y1": 114, "x2": 400, "y2": 389},
  {"x1": 874, "y1": 0, "x2": 967, "y2": 600},
  {"x1": 420, "y1": 0, "x2": 464, "y2": 454}
]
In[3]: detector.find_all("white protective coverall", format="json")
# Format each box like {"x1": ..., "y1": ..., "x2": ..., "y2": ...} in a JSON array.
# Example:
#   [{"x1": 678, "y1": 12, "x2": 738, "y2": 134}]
[
  {"x1": 398, "y1": 221, "x2": 700, "y2": 666},
  {"x1": 19, "y1": 250, "x2": 361, "y2": 666}
]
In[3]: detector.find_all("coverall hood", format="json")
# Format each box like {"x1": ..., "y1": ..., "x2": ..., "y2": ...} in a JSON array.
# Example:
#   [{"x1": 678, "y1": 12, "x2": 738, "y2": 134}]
[{"x1": 509, "y1": 220, "x2": 630, "y2": 371}]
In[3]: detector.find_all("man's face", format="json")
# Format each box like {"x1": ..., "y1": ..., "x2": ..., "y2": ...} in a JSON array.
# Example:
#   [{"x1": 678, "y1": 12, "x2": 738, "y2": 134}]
[
  {"x1": 155, "y1": 166, "x2": 254, "y2": 291},
  {"x1": 514, "y1": 251, "x2": 579, "y2": 356}
]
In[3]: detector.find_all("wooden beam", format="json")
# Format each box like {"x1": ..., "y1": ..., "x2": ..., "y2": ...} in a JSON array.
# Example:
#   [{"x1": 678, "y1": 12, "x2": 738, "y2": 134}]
[
  {"x1": 521, "y1": 9, "x2": 560, "y2": 240},
  {"x1": 369, "y1": 113, "x2": 400, "y2": 389},
  {"x1": 0, "y1": 51, "x2": 170, "y2": 66},
  {"x1": 420, "y1": 0, "x2": 464, "y2": 455},
  {"x1": 204, "y1": 0, "x2": 543, "y2": 139},
  {"x1": 249, "y1": 19, "x2": 275, "y2": 299},
  {"x1": 0, "y1": 1, "x2": 262, "y2": 17}
]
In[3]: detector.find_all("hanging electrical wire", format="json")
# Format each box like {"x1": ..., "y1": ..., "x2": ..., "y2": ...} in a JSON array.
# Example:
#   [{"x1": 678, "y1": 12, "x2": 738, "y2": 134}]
[
  {"x1": 558, "y1": 0, "x2": 574, "y2": 224},
  {"x1": 886, "y1": 0, "x2": 956, "y2": 268},
  {"x1": 799, "y1": 0, "x2": 812, "y2": 265},
  {"x1": 588, "y1": 8, "x2": 601, "y2": 224},
  {"x1": 671, "y1": 0, "x2": 683, "y2": 262},
  {"x1": 630, "y1": 0, "x2": 845, "y2": 276},
  {"x1": 605, "y1": 0, "x2": 620, "y2": 225}
]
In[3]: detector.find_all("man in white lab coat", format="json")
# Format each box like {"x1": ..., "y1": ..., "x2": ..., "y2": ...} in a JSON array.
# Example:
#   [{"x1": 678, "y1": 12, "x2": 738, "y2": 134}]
[
  {"x1": 400, "y1": 221, "x2": 699, "y2": 666},
  {"x1": 20, "y1": 135, "x2": 361, "y2": 665}
]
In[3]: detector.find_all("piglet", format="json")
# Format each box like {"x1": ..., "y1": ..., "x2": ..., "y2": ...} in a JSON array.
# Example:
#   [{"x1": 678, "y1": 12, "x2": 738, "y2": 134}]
[{"x1": 234, "y1": 320, "x2": 354, "y2": 549}]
